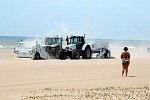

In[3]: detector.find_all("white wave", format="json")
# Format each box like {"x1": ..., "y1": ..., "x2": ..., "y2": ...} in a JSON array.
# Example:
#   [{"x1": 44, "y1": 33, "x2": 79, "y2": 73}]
[
  {"x1": 125, "y1": 46, "x2": 135, "y2": 49},
  {"x1": 0, "y1": 45, "x2": 3, "y2": 48}
]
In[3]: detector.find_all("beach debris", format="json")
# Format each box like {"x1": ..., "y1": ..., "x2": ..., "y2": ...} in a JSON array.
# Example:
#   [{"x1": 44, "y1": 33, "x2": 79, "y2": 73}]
[{"x1": 21, "y1": 84, "x2": 150, "y2": 100}]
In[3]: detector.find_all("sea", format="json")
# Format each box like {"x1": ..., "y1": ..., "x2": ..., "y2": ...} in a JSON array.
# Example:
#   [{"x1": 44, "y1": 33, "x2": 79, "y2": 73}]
[{"x1": 0, "y1": 36, "x2": 150, "y2": 49}]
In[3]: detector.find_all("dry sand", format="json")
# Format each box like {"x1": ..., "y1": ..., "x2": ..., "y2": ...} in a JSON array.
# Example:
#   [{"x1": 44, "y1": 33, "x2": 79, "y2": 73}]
[{"x1": 0, "y1": 48, "x2": 150, "y2": 100}]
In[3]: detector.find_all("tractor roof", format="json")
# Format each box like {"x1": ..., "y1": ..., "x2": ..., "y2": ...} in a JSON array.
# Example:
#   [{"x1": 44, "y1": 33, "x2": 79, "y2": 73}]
[
  {"x1": 69, "y1": 35, "x2": 85, "y2": 38},
  {"x1": 45, "y1": 37, "x2": 62, "y2": 39}
]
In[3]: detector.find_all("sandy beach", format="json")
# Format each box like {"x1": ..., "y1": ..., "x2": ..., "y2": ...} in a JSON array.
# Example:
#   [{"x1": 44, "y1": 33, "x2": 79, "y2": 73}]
[{"x1": 0, "y1": 48, "x2": 150, "y2": 100}]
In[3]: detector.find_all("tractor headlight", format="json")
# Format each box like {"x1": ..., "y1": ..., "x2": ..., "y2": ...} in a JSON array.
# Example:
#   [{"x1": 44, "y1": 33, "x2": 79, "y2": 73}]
[
  {"x1": 69, "y1": 48, "x2": 73, "y2": 51},
  {"x1": 69, "y1": 46, "x2": 76, "y2": 51},
  {"x1": 65, "y1": 47, "x2": 69, "y2": 50}
]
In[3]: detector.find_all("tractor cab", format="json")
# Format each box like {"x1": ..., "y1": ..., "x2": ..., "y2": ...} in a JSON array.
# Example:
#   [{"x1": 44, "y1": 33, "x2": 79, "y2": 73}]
[
  {"x1": 58, "y1": 35, "x2": 92, "y2": 59},
  {"x1": 44, "y1": 37, "x2": 63, "y2": 58},
  {"x1": 66, "y1": 36, "x2": 85, "y2": 45},
  {"x1": 66, "y1": 36, "x2": 85, "y2": 50},
  {"x1": 45, "y1": 37, "x2": 62, "y2": 46}
]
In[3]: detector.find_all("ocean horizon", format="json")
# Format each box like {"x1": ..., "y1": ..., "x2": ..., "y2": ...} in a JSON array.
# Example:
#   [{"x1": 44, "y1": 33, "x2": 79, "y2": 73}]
[{"x1": 0, "y1": 36, "x2": 150, "y2": 49}]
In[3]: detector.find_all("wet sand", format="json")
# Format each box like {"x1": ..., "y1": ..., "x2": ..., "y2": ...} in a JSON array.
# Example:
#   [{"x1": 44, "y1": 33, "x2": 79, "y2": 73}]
[{"x1": 0, "y1": 48, "x2": 150, "y2": 100}]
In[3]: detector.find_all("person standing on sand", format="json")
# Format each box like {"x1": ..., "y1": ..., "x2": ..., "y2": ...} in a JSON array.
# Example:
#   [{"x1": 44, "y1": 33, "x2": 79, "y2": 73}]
[{"x1": 121, "y1": 47, "x2": 130, "y2": 76}]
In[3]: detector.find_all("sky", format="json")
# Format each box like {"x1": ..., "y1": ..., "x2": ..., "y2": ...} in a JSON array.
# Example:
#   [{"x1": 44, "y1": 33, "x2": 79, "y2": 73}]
[{"x1": 0, "y1": 0, "x2": 150, "y2": 40}]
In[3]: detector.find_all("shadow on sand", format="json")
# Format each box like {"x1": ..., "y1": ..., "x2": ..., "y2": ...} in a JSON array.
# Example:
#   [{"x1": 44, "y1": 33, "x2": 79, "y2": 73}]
[{"x1": 128, "y1": 76, "x2": 136, "y2": 77}]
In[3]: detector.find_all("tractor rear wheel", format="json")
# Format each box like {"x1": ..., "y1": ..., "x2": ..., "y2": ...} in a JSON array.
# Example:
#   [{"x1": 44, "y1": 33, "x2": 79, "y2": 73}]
[
  {"x1": 58, "y1": 50, "x2": 67, "y2": 60},
  {"x1": 82, "y1": 47, "x2": 92, "y2": 59},
  {"x1": 55, "y1": 46, "x2": 60, "y2": 59}
]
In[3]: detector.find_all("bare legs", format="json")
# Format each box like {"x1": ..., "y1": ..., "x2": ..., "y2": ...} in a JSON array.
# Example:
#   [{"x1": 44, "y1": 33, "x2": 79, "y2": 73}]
[
  {"x1": 122, "y1": 69, "x2": 127, "y2": 76},
  {"x1": 122, "y1": 69, "x2": 124, "y2": 76},
  {"x1": 122, "y1": 63, "x2": 129, "y2": 76},
  {"x1": 125, "y1": 69, "x2": 128, "y2": 76}
]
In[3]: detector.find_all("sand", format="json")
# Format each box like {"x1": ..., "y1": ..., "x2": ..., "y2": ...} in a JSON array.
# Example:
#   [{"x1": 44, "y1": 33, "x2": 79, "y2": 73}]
[{"x1": 0, "y1": 48, "x2": 150, "y2": 100}]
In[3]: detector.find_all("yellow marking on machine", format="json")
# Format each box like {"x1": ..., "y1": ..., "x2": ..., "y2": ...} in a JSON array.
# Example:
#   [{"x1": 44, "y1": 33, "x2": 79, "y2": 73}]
[{"x1": 12, "y1": 57, "x2": 33, "y2": 60}]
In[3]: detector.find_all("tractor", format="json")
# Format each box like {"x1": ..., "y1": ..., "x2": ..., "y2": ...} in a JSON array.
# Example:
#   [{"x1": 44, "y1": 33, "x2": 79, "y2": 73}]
[
  {"x1": 44, "y1": 36, "x2": 63, "y2": 58},
  {"x1": 58, "y1": 35, "x2": 92, "y2": 59}
]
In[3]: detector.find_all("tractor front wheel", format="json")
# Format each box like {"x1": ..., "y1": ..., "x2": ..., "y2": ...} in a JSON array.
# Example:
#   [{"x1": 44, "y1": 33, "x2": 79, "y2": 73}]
[{"x1": 71, "y1": 50, "x2": 80, "y2": 59}]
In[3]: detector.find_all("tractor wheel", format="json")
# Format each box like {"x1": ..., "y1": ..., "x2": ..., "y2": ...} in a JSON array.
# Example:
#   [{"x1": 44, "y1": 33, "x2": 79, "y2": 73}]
[
  {"x1": 71, "y1": 50, "x2": 80, "y2": 59},
  {"x1": 55, "y1": 46, "x2": 60, "y2": 59},
  {"x1": 82, "y1": 47, "x2": 92, "y2": 59},
  {"x1": 50, "y1": 49, "x2": 55, "y2": 57},
  {"x1": 34, "y1": 53, "x2": 40, "y2": 60},
  {"x1": 58, "y1": 50, "x2": 67, "y2": 60}
]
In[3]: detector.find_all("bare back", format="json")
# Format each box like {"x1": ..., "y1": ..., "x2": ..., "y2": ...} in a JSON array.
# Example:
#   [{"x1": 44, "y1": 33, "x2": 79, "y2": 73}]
[
  {"x1": 121, "y1": 51, "x2": 130, "y2": 63},
  {"x1": 121, "y1": 51, "x2": 130, "y2": 59}
]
